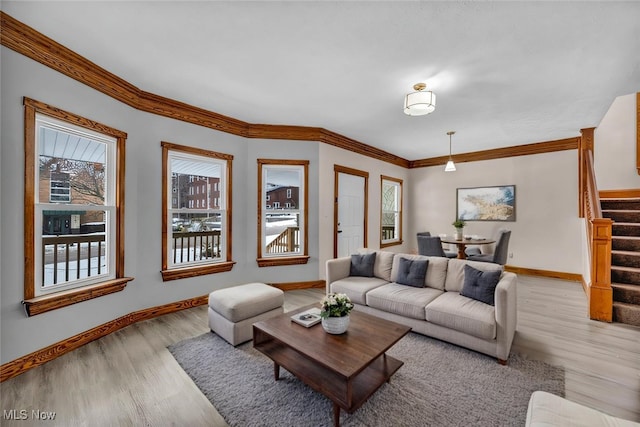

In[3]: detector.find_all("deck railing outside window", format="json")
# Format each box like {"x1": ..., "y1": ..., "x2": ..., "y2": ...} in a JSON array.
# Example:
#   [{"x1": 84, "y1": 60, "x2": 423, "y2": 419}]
[
  {"x1": 172, "y1": 230, "x2": 222, "y2": 264},
  {"x1": 266, "y1": 226, "x2": 299, "y2": 254},
  {"x1": 42, "y1": 234, "x2": 106, "y2": 286}
]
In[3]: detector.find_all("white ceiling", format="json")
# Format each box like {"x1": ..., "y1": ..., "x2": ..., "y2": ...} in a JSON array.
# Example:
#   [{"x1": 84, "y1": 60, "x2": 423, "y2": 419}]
[{"x1": 3, "y1": 1, "x2": 639, "y2": 160}]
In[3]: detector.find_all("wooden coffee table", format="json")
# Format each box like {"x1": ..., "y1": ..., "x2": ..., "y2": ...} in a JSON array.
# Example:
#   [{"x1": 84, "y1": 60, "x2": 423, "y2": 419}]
[{"x1": 253, "y1": 305, "x2": 411, "y2": 427}]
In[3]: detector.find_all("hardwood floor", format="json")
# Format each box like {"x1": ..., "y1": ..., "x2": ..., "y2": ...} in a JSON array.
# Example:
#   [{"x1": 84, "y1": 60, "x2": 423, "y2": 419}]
[{"x1": 1, "y1": 279, "x2": 639, "y2": 426}]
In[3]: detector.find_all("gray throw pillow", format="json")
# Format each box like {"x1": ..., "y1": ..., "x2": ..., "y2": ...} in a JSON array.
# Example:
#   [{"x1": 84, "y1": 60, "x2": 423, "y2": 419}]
[
  {"x1": 396, "y1": 257, "x2": 428, "y2": 287},
  {"x1": 350, "y1": 252, "x2": 376, "y2": 277},
  {"x1": 460, "y1": 264, "x2": 501, "y2": 305}
]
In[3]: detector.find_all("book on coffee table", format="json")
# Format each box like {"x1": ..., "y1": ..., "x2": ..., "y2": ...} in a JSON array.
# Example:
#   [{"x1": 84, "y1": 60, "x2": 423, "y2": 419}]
[{"x1": 291, "y1": 307, "x2": 322, "y2": 327}]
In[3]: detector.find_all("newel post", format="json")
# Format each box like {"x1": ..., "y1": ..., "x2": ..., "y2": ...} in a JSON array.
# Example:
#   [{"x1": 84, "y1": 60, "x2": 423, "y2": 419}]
[{"x1": 589, "y1": 218, "x2": 613, "y2": 322}]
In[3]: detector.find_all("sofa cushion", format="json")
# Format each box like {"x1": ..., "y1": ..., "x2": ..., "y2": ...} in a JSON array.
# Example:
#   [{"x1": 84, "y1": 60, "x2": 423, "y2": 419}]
[
  {"x1": 425, "y1": 292, "x2": 496, "y2": 340},
  {"x1": 350, "y1": 252, "x2": 376, "y2": 277},
  {"x1": 330, "y1": 276, "x2": 389, "y2": 305},
  {"x1": 366, "y1": 283, "x2": 443, "y2": 320},
  {"x1": 390, "y1": 254, "x2": 449, "y2": 290},
  {"x1": 460, "y1": 264, "x2": 502, "y2": 306},
  {"x1": 396, "y1": 257, "x2": 428, "y2": 287},
  {"x1": 358, "y1": 249, "x2": 394, "y2": 281},
  {"x1": 444, "y1": 259, "x2": 503, "y2": 293}
]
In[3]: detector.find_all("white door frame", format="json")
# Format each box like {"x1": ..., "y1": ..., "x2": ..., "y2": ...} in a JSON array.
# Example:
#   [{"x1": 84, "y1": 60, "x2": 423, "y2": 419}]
[{"x1": 334, "y1": 165, "x2": 368, "y2": 258}]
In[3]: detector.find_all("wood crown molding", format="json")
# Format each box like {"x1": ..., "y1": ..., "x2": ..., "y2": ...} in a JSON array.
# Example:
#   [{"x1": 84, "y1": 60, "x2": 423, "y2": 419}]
[
  {"x1": 2, "y1": 11, "x2": 586, "y2": 169},
  {"x1": 1, "y1": 294, "x2": 209, "y2": 383},
  {"x1": 409, "y1": 137, "x2": 580, "y2": 169}
]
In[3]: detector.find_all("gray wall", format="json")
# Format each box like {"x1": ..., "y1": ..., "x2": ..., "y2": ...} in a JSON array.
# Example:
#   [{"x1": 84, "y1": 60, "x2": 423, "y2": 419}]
[{"x1": 0, "y1": 47, "x2": 320, "y2": 363}]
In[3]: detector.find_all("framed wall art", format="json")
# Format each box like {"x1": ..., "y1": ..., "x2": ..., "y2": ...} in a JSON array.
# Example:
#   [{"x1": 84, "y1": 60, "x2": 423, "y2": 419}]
[{"x1": 456, "y1": 185, "x2": 516, "y2": 221}]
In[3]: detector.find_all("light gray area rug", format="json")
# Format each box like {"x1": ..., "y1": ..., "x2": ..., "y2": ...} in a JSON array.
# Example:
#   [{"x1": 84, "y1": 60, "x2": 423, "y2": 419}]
[{"x1": 168, "y1": 332, "x2": 563, "y2": 427}]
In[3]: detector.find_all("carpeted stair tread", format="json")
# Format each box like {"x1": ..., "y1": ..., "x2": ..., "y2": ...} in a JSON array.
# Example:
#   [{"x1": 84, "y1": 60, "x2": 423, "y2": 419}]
[
  {"x1": 612, "y1": 236, "x2": 640, "y2": 252},
  {"x1": 612, "y1": 223, "x2": 640, "y2": 237},
  {"x1": 612, "y1": 283, "x2": 640, "y2": 305},
  {"x1": 601, "y1": 198, "x2": 640, "y2": 211},
  {"x1": 611, "y1": 250, "x2": 640, "y2": 269},
  {"x1": 613, "y1": 302, "x2": 640, "y2": 328},
  {"x1": 602, "y1": 210, "x2": 640, "y2": 223},
  {"x1": 611, "y1": 265, "x2": 640, "y2": 286}
]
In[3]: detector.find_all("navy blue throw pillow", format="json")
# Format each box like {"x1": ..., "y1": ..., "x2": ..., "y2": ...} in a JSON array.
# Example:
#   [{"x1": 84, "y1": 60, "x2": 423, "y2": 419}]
[
  {"x1": 396, "y1": 257, "x2": 428, "y2": 287},
  {"x1": 461, "y1": 264, "x2": 502, "y2": 305},
  {"x1": 350, "y1": 252, "x2": 376, "y2": 277}
]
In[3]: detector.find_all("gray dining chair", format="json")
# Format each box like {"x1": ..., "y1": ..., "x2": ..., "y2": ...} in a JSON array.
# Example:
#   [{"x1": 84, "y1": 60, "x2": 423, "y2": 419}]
[
  {"x1": 417, "y1": 235, "x2": 457, "y2": 258},
  {"x1": 416, "y1": 231, "x2": 431, "y2": 237},
  {"x1": 467, "y1": 230, "x2": 511, "y2": 265}
]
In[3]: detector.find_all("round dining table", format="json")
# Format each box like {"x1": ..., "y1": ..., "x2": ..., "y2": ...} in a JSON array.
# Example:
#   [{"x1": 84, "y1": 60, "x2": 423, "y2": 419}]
[{"x1": 439, "y1": 236, "x2": 496, "y2": 259}]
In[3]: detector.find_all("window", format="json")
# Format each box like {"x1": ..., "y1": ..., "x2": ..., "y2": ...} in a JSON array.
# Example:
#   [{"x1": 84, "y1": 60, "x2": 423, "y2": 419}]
[
  {"x1": 257, "y1": 159, "x2": 309, "y2": 267},
  {"x1": 23, "y1": 98, "x2": 132, "y2": 316},
  {"x1": 380, "y1": 176, "x2": 403, "y2": 247},
  {"x1": 161, "y1": 141, "x2": 234, "y2": 280}
]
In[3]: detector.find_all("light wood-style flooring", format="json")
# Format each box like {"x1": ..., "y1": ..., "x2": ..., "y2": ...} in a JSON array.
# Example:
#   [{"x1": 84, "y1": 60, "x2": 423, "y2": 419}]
[{"x1": 1, "y1": 276, "x2": 639, "y2": 426}]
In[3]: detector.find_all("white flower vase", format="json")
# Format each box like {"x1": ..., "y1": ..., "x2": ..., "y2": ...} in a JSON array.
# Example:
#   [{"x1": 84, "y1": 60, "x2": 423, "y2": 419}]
[
  {"x1": 455, "y1": 228, "x2": 464, "y2": 240},
  {"x1": 322, "y1": 315, "x2": 350, "y2": 334}
]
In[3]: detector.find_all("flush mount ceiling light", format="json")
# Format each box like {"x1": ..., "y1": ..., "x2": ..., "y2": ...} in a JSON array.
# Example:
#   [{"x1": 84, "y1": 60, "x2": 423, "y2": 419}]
[
  {"x1": 403, "y1": 82, "x2": 436, "y2": 116},
  {"x1": 445, "y1": 131, "x2": 456, "y2": 172}
]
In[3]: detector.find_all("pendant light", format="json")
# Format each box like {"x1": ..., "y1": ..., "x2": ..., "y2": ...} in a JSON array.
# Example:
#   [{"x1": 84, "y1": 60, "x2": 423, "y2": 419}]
[{"x1": 445, "y1": 131, "x2": 456, "y2": 172}]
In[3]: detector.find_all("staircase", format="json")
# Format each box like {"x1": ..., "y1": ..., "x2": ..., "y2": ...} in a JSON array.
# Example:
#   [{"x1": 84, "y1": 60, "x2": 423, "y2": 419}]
[{"x1": 601, "y1": 198, "x2": 640, "y2": 327}]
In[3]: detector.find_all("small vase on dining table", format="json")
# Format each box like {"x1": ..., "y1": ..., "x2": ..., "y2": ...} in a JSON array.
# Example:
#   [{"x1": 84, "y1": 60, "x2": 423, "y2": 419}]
[{"x1": 454, "y1": 227, "x2": 464, "y2": 240}]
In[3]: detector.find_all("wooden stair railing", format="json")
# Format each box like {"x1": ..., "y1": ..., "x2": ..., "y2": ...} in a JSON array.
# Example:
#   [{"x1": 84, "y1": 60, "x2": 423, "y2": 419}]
[{"x1": 583, "y1": 149, "x2": 613, "y2": 322}]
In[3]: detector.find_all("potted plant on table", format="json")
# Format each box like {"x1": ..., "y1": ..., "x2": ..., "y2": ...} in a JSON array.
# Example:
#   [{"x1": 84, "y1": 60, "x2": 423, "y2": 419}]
[
  {"x1": 452, "y1": 219, "x2": 466, "y2": 240},
  {"x1": 320, "y1": 293, "x2": 354, "y2": 334}
]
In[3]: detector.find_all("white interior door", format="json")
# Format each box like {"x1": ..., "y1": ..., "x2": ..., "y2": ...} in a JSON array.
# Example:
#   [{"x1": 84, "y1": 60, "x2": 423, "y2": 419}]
[{"x1": 337, "y1": 172, "x2": 365, "y2": 258}]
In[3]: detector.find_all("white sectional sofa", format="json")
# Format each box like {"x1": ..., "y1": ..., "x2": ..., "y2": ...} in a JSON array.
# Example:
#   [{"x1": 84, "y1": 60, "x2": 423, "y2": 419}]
[{"x1": 326, "y1": 250, "x2": 518, "y2": 363}]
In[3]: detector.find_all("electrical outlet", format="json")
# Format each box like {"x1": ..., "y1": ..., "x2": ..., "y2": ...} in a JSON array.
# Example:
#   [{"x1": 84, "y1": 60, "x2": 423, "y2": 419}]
[{"x1": 509, "y1": 252, "x2": 514, "y2": 258}]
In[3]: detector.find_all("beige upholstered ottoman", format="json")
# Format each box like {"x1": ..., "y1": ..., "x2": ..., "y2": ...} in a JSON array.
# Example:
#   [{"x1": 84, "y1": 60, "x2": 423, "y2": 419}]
[
  {"x1": 208, "y1": 282, "x2": 284, "y2": 346},
  {"x1": 526, "y1": 391, "x2": 640, "y2": 427}
]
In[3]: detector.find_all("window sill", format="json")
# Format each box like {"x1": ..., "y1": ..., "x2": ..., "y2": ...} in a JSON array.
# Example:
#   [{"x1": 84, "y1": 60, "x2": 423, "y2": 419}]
[
  {"x1": 257, "y1": 256, "x2": 310, "y2": 267},
  {"x1": 161, "y1": 261, "x2": 236, "y2": 281},
  {"x1": 23, "y1": 277, "x2": 133, "y2": 317}
]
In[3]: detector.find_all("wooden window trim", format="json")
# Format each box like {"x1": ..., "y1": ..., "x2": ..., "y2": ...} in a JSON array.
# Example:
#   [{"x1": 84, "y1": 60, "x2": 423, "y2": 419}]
[
  {"x1": 23, "y1": 98, "x2": 131, "y2": 316},
  {"x1": 160, "y1": 141, "x2": 234, "y2": 280},
  {"x1": 379, "y1": 175, "x2": 403, "y2": 248},
  {"x1": 256, "y1": 256, "x2": 310, "y2": 268},
  {"x1": 256, "y1": 159, "x2": 309, "y2": 267},
  {"x1": 23, "y1": 278, "x2": 134, "y2": 316},
  {"x1": 160, "y1": 261, "x2": 236, "y2": 281}
]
